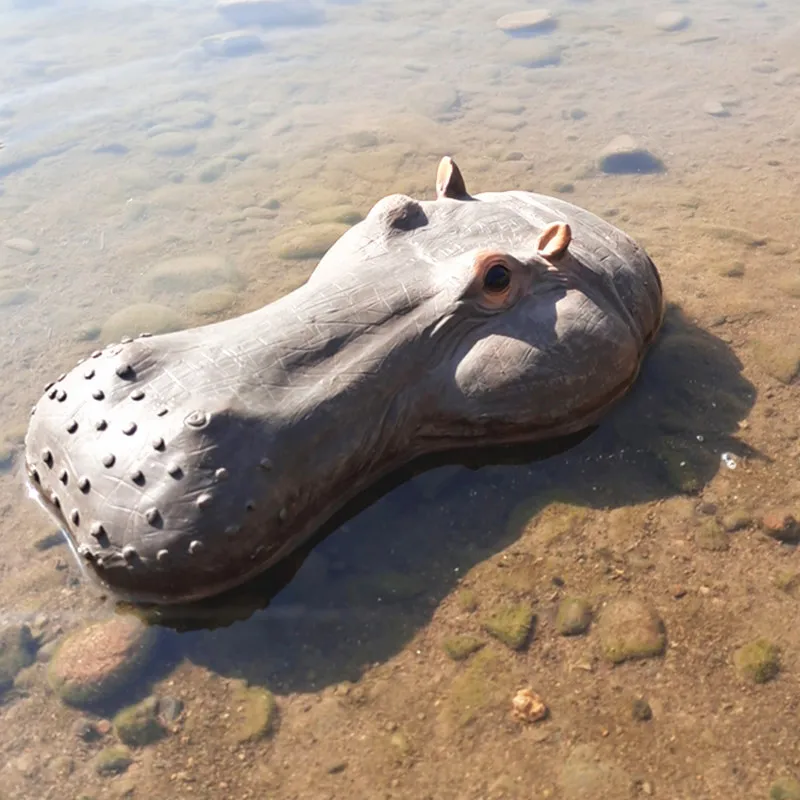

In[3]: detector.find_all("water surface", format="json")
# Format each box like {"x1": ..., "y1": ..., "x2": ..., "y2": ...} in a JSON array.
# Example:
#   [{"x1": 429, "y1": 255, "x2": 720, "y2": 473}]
[{"x1": 1, "y1": 0, "x2": 799, "y2": 797}]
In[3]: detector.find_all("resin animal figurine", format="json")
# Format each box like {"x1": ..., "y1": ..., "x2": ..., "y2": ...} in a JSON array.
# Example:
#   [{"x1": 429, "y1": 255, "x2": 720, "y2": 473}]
[{"x1": 24, "y1": 156, "x2": 664, "y2": 605}]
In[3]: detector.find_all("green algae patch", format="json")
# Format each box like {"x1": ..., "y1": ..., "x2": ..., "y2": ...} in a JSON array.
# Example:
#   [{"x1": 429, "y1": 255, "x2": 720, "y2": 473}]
[
  {"x1": 94, "y1": 746, "x2": 132, "y2": 776},
  {"x1": 481, "y1": 604, "x2": 535, "y2": 651},
  {"x1": 113, "y1": 696, "x2": 166, "y2": 747},
  {"x1": 442, "y1": 635, "x2": 485, "y2": 661},
  {"x1": 228, "y1": 683, "x2": 277, "y2": 743},
  {"x1": 0, "y1": 624, "x2": 36, "y2": 693},
  {"x1": 733, "y1": 638, "x2": 780, "y2": 684},
  {"x1": 597, "y1": 598, "x2": 666, "y2": 664},
  {"x1": 694, "y1": 518, "x2": 730, "y2": 552},
  {"x1": 442, "y1": 647, "x2": 506, "y2": 728},
  {"x1": 456, "y1": 589, "x2": 479, "y2": 613},
  {"x1": 555, "y1": 597, "x2": 592, "y2": 636},
  {"x1": 507, "y1": 496, "x2": 590, "y2": 550},
  {"x1": 48, "y1": 615, "x2": 157, "y2": 708},
  {"x1": 770, "y1": 777, "x2": 800, "y2": 800}
]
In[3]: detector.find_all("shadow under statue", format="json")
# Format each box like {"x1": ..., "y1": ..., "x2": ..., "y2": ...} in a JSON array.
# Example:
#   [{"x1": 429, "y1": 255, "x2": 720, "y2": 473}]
[{"x1": 119, "y1": 302, "x2": 756, "y2": 695}]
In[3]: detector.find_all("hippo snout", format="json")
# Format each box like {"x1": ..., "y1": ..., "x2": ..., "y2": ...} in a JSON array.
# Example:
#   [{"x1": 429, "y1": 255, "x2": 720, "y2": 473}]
[{"x1": 25, "y1": 336, "x2": 287, "y2": 603}]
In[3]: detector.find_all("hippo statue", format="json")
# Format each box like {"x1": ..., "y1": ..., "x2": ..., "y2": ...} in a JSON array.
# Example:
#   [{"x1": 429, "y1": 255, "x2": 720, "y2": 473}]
[{"x1": 23, "y1": 157, "x2": 664, "y2": 605}]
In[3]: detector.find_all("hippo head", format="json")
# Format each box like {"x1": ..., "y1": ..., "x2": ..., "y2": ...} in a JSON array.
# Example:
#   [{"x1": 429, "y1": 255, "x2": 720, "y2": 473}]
[{"x1": 23, "y1": 157, "x2": 664, "y2": 605}]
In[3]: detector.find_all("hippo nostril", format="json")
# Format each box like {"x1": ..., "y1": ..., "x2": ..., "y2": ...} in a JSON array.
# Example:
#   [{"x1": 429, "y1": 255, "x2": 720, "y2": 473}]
[
  {"x1": 259, "y1": 458, "x2": 272, "y2": 471},
  {"x1": 130, "y1": 470, "x2": 145, "y2": 484},
  {"x1": 59, "y1": 469, "x2": 68, "y2": 484},
  {"x1": 91, "y1": 350, "x2": 102, "y2": 358},
  {"x1": 196, "y1": 493, "x2": 212, "y2": 509},
  {"x1": 245, "y1": 500, "x2": 255, "y2": 511},
  {"x1": 188, "y1": 540, "x2": 203, "y2": 555},
  {"x1": 42, "y1": 449, "x2": 53, "y2": 467},
  {"x1": 225, "y1": 524, "x2": 240, "y2": 535},
  {"x1": 167, "y1": 463, "x2": 183, "y2": 478},
  {"x1": 145, "y1": 507, "x2": 161, "y2": 526},
  {"x1": 48, "y1": 388, "x2": 58, "y2": 400},
  {"x1": 122, "y1": 422, "x2": 137, "y2": 436},
  {"x1": 50, "y1": 493, "x2": 60, "y2": 509},
  {"x1": 56, "y1": 389, "x2": 67, "y2": 402},
  {"x1": 152, "y1": 437, "x2": 165, "y2": 451},
  {"x1": 115, "y1": 364, "x2": 134, "y2": 379},
  {"x1": 66, "y1": 420, "x2": 78, "y2": 434},
  {"x1": 102, "y1": 453, "x2": 115, "y2": 468},
  {"x1": 70, "y1": 509, "x2": 80, "y2": 525},
  {"x1": 30, "y1": 468, "x2": 40, "y2": 484},
  {"x1": 130, "y1": 389, "x2": 145, "y2": 401},
  {"x1": 214, "y1": 467, "x2": 229, "y2": 481},
  {"x1": 92, "y1": 389, "x2": 105, "y2": 400},
  {"x1": 156, "y1": 408, "x2": 168, "y2": 417},
  {"x1": 78, "y1": 477, "x2": 91, "y2": 493},
  {"x1": 44, "y1": 381, "x2": 55, "y2": 392},
  {"x1": 156, "y1": 549, "x2": 169, "y2": 562},
  {"x1": 96, "y1": 419, "x2": 108, "y2": 431},
  {"x1": 84, "y1": 368, "x2": 95, "y2": 379}
]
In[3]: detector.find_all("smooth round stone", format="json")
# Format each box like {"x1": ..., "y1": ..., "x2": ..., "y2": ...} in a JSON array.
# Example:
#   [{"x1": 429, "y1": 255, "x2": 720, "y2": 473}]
[
  {"x1": 268, "y1": 223, "x2": 351, "y2": 260},
  {"x1": 597, "y1": 135, "x2": 665, "y2": 175},
  {"x1": 703, "y1": 100, "x2": 729, "y2": 117},
  {"x1": 101, "y1": 303, "x2": 184, "y2": 344},
  {"x1": 654, "y1": 12, "x2": 690, "y2": 32},
  {"x1": 504, "y1": 40, "x2": 563, "y2": 68},
  {"x1": 201, "y1": 32, "x2": 265, "y2": 59},
  {"x1": 145, "y1": 254, "x2": 240, "y2": 294},
  {"x1": 188, "y1": 287, "x2": 237, "y2": 316},
  {"x1": 497, "y1": 9, "x2": 557, "y2": 35},
  {"x1": 147, "y1": 132, "x2": 197, "y2": 157},
  {"x1": 47, "y1": 615, "x2": 157, "y2": 708},
  {"x1": 4, "y1": 237, "x2": 39, "y2": 255}
]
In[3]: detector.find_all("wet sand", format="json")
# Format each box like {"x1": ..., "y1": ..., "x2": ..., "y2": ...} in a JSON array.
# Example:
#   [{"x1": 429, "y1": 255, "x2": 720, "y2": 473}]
[{"x1": 1, "y1": 0, "x2": 799, "y2": 797}]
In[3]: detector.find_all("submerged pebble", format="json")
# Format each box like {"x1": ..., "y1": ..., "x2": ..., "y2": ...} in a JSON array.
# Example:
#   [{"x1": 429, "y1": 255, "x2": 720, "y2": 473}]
[
  {"x1": 48, "y1": 615, "x2": 157, "y2": 708},
  {"x1": 555, "y1": 596, "x2": 592, "y2": 635},
  {"x1": 201, "y1": 32, "x2": 265, "y2": 59},
  {"x1": 442, "y1": 635, "x2": 485, "y2": 661},
  {"x1": 101, "y1": 303, "x2": 184, "y2": 344},
  {"x1": 760, "y1": 510, "x2": 800, "y2": 543},
  {"x1": 770, "y1": 777, "x2": 800, "y2": 800},
  {"x1": 3, "y1": 237, "x2": 39, "y2": 255},
  {"x1": 733, "y1": 638, "x2": 780, "y2": 684},
  {"x1": 655, "y1": 12, "x2": 690, "y2": 32},
  {"x1": 113, "y1": 696, "x2": 167, "y2": 747},
  {"x1": 598, "y1": 135, "x2": 665, "y2": 175},
  {"x1": 481, "y1": 603, "x2": 535, "y2": 650},
  {"x1": 496, "y1": 9, "x2": 557, "y2": 36},
  {"x1": 0, "y1": 623, "x2": 37, "y2": 694},
  {"x1": 504, "y1": 40, "x2": 563, "y2": 68},
  {"x1": 228, "y1": 682, "x2": 277, "y2": 743},
  {"x1": 93, "y1": 746, "x2": 133, "y2": 776},
  {"x1": 597, "y1": 598, "x2": 666, "y2": 663},
  {"x1": 269, "y1": 223, "x2": 350, "y2": 260}
]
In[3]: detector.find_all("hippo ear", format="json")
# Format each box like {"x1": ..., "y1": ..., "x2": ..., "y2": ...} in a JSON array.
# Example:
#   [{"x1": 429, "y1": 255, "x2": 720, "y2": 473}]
[
  {"x1": 536, "y1": 222, "x2": 572, "y2": 260},
  {"x1": 436, "y1": 156, "x2": 469, "y2": 200}
]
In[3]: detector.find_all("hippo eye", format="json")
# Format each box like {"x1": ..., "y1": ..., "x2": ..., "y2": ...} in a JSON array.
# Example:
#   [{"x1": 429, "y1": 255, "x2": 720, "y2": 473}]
[{"x1": 483, "y1": 264, "x2": 511, "y2": 293}]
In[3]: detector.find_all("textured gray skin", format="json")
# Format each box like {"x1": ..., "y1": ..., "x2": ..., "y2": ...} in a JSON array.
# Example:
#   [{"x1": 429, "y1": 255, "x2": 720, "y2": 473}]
[{"x1": 23, "y1": 158, "x2": 664, "y2": 605}]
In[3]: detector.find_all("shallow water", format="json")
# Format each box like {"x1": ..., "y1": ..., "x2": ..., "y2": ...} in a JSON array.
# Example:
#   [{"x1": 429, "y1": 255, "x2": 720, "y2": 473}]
[{"x1": 1, "y1": 0, "x2": 800, "y2": 797}]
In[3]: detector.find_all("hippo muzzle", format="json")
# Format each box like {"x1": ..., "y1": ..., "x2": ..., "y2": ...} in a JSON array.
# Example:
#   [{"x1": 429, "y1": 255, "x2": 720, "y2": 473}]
[{"x1": 23, "y1": 157, "x2": 664, "y2": 605}]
